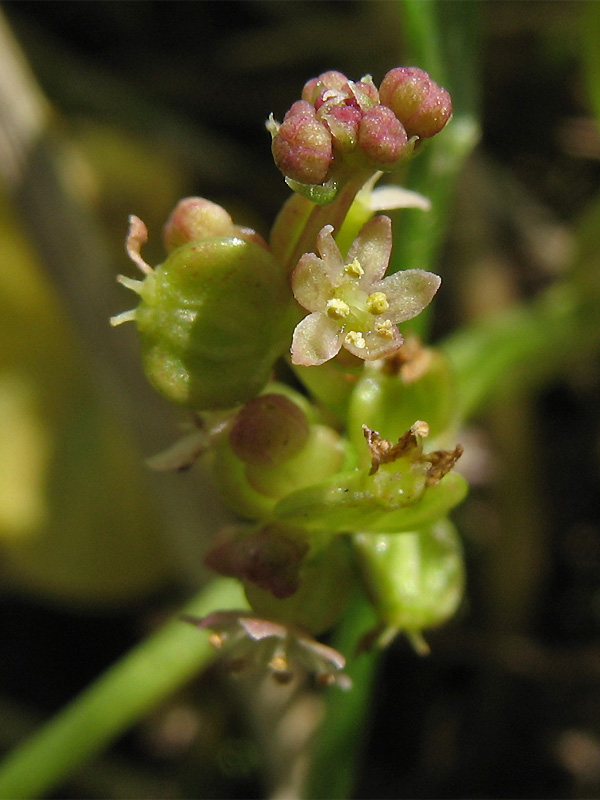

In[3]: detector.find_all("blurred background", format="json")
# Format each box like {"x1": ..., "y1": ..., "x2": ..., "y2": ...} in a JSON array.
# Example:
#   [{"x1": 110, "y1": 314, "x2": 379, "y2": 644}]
[{"x1": 1, "y1": 1, "x2": 600, "y2": 798}]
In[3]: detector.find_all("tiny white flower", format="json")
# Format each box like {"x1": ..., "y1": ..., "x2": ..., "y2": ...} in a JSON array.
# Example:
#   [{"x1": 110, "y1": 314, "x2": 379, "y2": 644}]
[{"x1": 290, "y1": 216, "x2": 441, "y2": 366}]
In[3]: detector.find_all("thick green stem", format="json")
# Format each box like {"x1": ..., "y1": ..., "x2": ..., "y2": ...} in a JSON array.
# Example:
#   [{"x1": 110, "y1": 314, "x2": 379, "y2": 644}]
[
  {"x1": 278, "y1": 173, "x2": 373, "y2": 274},
  {"x1": 0, "y1": 578, "x2": 247, "y2": 800}
]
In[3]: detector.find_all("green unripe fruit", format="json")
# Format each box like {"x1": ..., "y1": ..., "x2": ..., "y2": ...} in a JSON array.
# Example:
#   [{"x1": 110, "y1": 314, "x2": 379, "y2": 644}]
[
  {"x1": 124, "y1": 236, "x2": 294, "y2": 411},
  {"x1": 354, "y1": 518, "x2": 464, "y2": 648},
  {"x1": 244, "y1": 535, "x2": 356, "y2": 634}
]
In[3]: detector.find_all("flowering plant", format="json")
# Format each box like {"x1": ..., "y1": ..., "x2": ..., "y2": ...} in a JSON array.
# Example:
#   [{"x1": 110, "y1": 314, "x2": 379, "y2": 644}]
[{"x1": 110, "y1": 65, "x2": 464, "y2": 686}]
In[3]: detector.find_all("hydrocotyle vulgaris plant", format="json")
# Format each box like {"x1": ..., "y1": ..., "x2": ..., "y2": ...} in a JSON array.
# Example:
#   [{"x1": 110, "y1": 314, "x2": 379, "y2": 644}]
[{"x1": 110, "y1": 65, "x2": 466, "y2": 685}]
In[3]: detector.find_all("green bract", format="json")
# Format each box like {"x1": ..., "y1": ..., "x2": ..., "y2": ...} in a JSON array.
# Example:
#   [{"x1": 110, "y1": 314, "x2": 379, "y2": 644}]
[
  {"x1": 273, "y1": 468, "x2": 468, "y2": 533},
  {"x1": 115, "y1": 228, "x2": 294, "y2": 411}
]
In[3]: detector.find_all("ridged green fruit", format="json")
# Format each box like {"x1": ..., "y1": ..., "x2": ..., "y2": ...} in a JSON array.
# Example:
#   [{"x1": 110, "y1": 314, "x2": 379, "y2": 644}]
[{"x1": 130, "y1": 237, "x2": 293, "y2": 411}]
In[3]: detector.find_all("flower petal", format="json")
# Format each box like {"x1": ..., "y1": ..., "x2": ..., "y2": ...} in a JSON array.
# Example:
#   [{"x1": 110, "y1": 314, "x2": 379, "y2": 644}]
[
  {"x1": 368, "y1": 185, "x2": 431, "y2": 212},
  {"x1": 315, "y1": 224, "x2": 344, "y2": 272},
  {"x1": 343, "y1": 324, "x2": 403, "y2": 360},
  {"x1": 292, "y1": 252, "x2": 336, "y2": 312},
  {"x1": 291, "y1": 312, "x2": 344, "y2": 366},
  {"x1": 374, "y1": 269, "x2": 441, "y2": 323},
  {"x1": 346, "y1": 215, "x2": 392, "y2": 286}
]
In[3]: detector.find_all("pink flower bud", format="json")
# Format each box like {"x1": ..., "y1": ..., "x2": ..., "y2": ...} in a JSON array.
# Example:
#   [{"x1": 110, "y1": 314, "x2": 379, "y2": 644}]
[
  {"x1": 358, "y1": 105, "x2": 410, "y2": 166},
  {"x1": 318, "y1": 103, "x2": 362, "y2": 152},
  {"x1": 406, "y1": 86, "x2": 453, "y2": 138},
  {"x1": 163, "y1": 197, "x2": 235, "y2": 251},
  {"x1": 284, "y1": 100, "x2": 316, "y2": 120},
  {"x1": 351, "y1": 78, "x2": 380, "y2": 109},
  {"x1": 302, "y1": 70, "x2": 349, "y2": 105},
  {"x1": 271, "y1": 111, "x2": 333, "y2": 185},
  {"x1": 379, "y1": 67, "x2": 452, "y2": 138}
]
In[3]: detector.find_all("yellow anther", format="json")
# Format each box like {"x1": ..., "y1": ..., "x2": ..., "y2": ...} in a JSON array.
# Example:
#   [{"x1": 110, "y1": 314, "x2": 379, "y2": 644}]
[
  {"x1": 326, "y1": 298, "x2": 351, "y2": 319},
  {"x1": 208, "y1": 632, "x2": 225, "y2": 648},
  {"x1": 367, "y1": 292, "x2": 389, "y2": 314},
  {"x1": 344, "y1": 258, "x2": 364, "y2": 278},
  {"x1": 374, "y1": 319, "x2": 394, "y2": 338},
  {"x1": 269, "y1": 654, "x2": 289, "y2": 672},
  {"x1": 345, "y1": 330, "x2": 366, "y2": 349}
]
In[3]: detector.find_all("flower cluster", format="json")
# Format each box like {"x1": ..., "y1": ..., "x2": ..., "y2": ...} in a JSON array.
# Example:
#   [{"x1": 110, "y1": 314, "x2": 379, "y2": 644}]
[
  {"x1": 268, "y1": 67, "x2": 451, "y2": 196},
  {"x1": 113, "y1": 65, "x2": 466, "y2": 687}
]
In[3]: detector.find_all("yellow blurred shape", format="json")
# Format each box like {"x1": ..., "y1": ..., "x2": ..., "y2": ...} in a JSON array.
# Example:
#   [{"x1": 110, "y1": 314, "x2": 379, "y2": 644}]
[{"x1": 0, "y1": 373, "x2": 51, "y2": 535}]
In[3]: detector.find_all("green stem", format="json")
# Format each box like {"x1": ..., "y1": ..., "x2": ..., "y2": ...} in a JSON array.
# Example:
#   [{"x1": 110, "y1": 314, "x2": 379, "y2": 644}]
[
  {"x1": 303, "y1": 590, "x2": 381, "y2": 800},
  {"x1": 391, "y1": 0, "x2": 481, "y2": 339},
  {"x1": 0, "y1": 578, "x2": 247, "y2": 800},
  {"x1": 284, "y1": 172, "x2": 373, "y2": 273}
]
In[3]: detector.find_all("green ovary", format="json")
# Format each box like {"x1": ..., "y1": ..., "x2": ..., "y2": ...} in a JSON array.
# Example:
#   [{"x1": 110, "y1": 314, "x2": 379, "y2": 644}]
[{"x1": 328, "y1": 281, "x2": 386, "y2": 333}]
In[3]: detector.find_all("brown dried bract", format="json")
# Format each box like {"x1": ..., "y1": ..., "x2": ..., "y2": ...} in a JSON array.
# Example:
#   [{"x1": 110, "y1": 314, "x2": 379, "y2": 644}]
[
  {"x1": 363, "y1": 422, "x2": 463, "y2": 482},
  {"x1": 425, "y1": 444, "x2": 464, "y2": 486},
  {"x1": 363, "y1": 421, "x2": 429, "y2": 475}
]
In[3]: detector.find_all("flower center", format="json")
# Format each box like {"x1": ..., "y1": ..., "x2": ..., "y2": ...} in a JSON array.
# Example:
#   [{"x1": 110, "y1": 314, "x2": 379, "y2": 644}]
[{"x1": 329, "y1": 260, "x2": 390, "y2": 333}]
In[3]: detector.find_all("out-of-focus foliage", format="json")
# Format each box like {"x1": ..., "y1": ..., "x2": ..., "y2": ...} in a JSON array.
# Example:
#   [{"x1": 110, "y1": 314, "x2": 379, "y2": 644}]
[{"x1": 0, "y1": 191, "x2": 172, "y2": 605}]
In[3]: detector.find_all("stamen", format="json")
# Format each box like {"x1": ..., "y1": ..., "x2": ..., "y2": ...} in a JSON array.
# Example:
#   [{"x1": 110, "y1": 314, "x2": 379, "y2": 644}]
[
  {"x1": 209, "y1": 632, "x2": 226, "y2": 648},
  {"x1": 367, "y1": 292, "x2": 389, "y2": 314},
  {"x1": 269, "y1": 653, "x2": 289, "y2": 672},
  {"x1": 326, "y1": 298, "x2": 350, "y2": 319},
  {"x1": 344, "y1": 258, "x2": 364, "y2": 278},
  {"x1": 374, "y1": 319, "x2": 394, "y2": 338},
  {"x1": 345, "y1": 330, "x2": 366, "y2": 349}
]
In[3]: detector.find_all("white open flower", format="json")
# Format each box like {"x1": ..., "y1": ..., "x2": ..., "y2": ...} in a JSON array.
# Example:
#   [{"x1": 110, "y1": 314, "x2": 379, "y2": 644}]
[{"x1": 290, "y1": 216, "x2": 441, "y2": 366}]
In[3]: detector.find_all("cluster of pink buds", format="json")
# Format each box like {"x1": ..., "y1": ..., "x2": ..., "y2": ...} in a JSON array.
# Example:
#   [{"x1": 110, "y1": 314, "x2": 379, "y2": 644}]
[{"x1": 268, "y1": 67, "x2": 452, "y2": 192}]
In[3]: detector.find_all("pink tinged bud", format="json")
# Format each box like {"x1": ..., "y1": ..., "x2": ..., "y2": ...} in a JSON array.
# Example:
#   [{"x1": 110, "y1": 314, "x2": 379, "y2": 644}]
[
  {"x1": 284, "y1": 100, "x2": 316, "y2": 121},
  {"x1": 353, "y1": 78, "x2": 380, "y2": 108},
  {"x1": 229, "y1": 394, "x2": 310, "y2": 468},
  {"x1": 163, "y1": 197, "x2": 235, "y2": 251},
  {"x1": 358, "y1": 106, "x2": 410, "y2": 166},
  {"x1": 302, "y1": 70, "x2": 349, "y2": 105},
  {"x1": 380, "y1": 67, "x2": 429, "y2": 119},
  {"x1": 271, "y1": 112, "x2": 333, "y2": 185},
  {"x1": 379, "y1": 67, "x2": 452, "y2": 138},
  {"x1": 318, "y1": 103, "x2": 362, "y2": 151},
  {"x1": 232, "y1": 226, "x2": 269, "y2": 250},
  {"x1": 406, "y1": 85, "x2": 453, "y2": 138}
]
